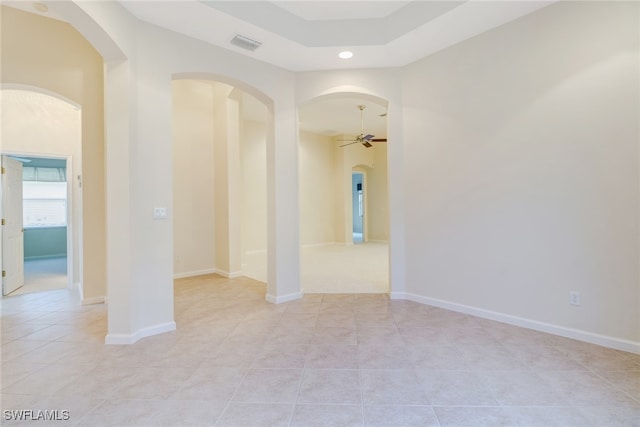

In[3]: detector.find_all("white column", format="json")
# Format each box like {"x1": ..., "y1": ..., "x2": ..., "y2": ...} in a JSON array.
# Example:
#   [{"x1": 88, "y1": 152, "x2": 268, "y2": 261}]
[
  {"x1": 104, "y1": 56, "x2": 176, "y2": 344},
  {"x1": 266, "y1": 103, "x2": 302, "y2": 303},
  {"x1": 104, "y1": 59, "x2": 135, "y2": 342}
]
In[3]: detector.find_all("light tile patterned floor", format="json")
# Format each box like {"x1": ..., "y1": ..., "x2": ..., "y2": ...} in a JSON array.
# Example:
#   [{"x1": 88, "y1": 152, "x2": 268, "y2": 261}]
[{"x1": 1, "y1": 274, "x2": 639, "y2": 426}]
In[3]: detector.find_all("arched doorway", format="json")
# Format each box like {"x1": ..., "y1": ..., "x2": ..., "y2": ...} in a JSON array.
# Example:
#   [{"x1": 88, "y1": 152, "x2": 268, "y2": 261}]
[
  {"x1": 0, "y1": 87, "x2": 82, "y2": 297},
  {"x1": 298, "y1": 95, "x2": 390, "y2": 294},
  {"x1": 171, "y1": 77, "x2": 269, "y2": 286}
]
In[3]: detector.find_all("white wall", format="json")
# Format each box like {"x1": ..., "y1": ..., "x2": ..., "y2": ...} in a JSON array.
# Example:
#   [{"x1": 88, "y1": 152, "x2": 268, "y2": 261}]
[{"x1": 401, "y1": 1, "x2": 640, "y2": 349}]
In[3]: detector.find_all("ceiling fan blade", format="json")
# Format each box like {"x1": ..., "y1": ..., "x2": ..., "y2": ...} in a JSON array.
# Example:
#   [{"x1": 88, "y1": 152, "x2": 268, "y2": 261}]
[
  {"x1": 363, "y1": 134, "x2": 375, "y2": 141},
  {"x1": 362, "y1": 141, "x2": 373, "y2": 148},
  {"x1": 339, "y1": 141, "x2": 360, "y2": 147},
  {"x1": 371, "y1": 138, "x2": 387, "y2": 142}
]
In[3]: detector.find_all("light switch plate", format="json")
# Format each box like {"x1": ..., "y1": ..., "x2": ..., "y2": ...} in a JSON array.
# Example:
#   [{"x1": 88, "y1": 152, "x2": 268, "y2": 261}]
[{"x1": 154, "y1": 207, "x2": 167, "y2": 219}]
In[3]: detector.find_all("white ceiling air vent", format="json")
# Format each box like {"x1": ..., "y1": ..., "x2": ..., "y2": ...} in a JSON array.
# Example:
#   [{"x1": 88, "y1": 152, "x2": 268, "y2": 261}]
[{"x1": 230, "y1": 34, "x2": 262, "y2": 51}]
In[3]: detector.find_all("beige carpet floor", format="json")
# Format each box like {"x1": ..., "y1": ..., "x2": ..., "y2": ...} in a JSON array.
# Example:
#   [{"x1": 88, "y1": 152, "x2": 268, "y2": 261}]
[{"x1": 242, "y1": 242, "x2": 389, "y2": 294}]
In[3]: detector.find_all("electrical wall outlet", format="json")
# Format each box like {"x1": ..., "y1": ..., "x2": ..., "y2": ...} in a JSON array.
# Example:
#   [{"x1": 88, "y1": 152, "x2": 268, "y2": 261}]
[{"x1": 570, "y1": 291, "x2": 581, "y2": 306}]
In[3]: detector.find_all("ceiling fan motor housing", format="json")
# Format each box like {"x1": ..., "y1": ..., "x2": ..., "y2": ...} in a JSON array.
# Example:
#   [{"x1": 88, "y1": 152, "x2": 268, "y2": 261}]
[{"x1": 339, "y1": 105, "x2": 386, "y2": 148}]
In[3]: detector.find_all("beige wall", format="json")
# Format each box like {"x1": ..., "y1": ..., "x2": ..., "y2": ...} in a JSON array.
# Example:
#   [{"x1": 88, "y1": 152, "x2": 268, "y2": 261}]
[
  {"x1": 335, "y1": 135, "x2": 388, "y2": 244},
  {"x1": 299, "y1": 131, "x2": 336, "y2": 245},
  {"x1": 212, "y1": 83, "x2": 234, "y2": 276},
  {"x1": 172, "y1": 80, "x2": 216, "y2": 277},
  {"x1": 401, "y1": 1, "x2": 639, "y2": 344},
  {"x1": 366, "y1": 142, "x2": 389, "y2": 242},
  {"x1": 298, "y1": 130, "x2": 389, "y2": 246},
  {"x1": 1, "y1": 6, "x2": 105, "y2": 302},
  {"x1": 240, "y1": 119, "x2": 268, "y2": 255}
]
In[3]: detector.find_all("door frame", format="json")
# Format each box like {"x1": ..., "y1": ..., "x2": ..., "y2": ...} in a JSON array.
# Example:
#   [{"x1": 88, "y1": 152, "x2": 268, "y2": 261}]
[
  {"x1": 351, "y1": 170, "x2": 366, "y2": 244},
  {"x1": 0, "y1": 152, "x2": 74, "y2": 295},
  {"x1": 1, "y1": 155, "x2": 24, "y2": 295}
]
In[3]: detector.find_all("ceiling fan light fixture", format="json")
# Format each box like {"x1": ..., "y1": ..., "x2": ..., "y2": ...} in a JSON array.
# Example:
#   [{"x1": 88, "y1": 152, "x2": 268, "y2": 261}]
[{"x1": 338, "y1": 51, "x2": 353, "y2": 59}]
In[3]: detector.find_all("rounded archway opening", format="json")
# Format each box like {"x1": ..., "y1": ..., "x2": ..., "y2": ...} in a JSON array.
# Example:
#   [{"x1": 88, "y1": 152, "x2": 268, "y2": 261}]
[
  {"x1": 0, "y1": 87, "x2": 82, "y2": 298},
  {"x1": 171, "y1": 76, "x2": 271, "y2": 290},
  {"x1": 298, "y1": 93, "x2": 389, "y2": 294}
]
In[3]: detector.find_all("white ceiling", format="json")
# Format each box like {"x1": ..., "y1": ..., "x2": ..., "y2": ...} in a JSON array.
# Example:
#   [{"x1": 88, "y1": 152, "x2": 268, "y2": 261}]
[
  {"x1": 299, "y1": 98, "x2": 388, "y2": 138},
  {"x1": 242, "y1": 92, "x2": 387, "y2": 138},
  {"x1": 117, "y1": 0, "x2": 554, "y2": 72},
  {"x1": 271, "y1": 1, "x2": 413, "y2": 21},
  {"x1": 6, "y1": 0, "x2": 554, "y2": 138}
]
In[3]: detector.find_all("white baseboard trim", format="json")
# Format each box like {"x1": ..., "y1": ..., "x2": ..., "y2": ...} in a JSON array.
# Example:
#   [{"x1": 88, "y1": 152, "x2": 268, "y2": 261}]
[
  {"x1": 174, "y1": 268, "x2": 245, "y2": 280},
  {"x1": 216, "y1": 269, "x2": 244, "y2": 279},
  {"x1": 395, "y1": 292, "x2": 640, "y2": 355},
  {"x1": 82, "y1": 296, "x2": 106, "y2": 305},
  {"x1": 77, "y1": 282, "x2": 106, "y2": 306},
  {"x1": 105, "y1": 321, "x2": 176, "y2": 345},
  {"x1": 173, "y1": 268, "x2": 217, "y2": 279},
  {"x1": 265, "y1": 291, "x2": 302, "y2": 304},
  {"x1": 389, "y1": 292, "x2": 408, "y2": 300}
]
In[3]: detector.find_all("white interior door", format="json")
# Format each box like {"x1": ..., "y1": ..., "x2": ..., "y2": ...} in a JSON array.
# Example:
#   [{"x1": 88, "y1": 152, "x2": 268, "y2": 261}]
[{"x1": 2, "y1": 155, "x2": 24, "y2": 295}]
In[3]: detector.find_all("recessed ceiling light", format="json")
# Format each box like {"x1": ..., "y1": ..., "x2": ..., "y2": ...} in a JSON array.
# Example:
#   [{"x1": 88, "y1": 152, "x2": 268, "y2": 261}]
[
  {"x1": 32, "y1": 2, "x2": 48, "y2": 13},
  {"x1": 338, "y1": 51, "x2": 353, "y2": 59}
]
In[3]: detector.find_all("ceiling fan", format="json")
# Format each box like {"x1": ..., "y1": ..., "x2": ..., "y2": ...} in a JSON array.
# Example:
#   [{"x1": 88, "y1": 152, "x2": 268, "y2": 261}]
[{"x1": 338, "y1": 105, "x2": 387, "y2": 148}]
